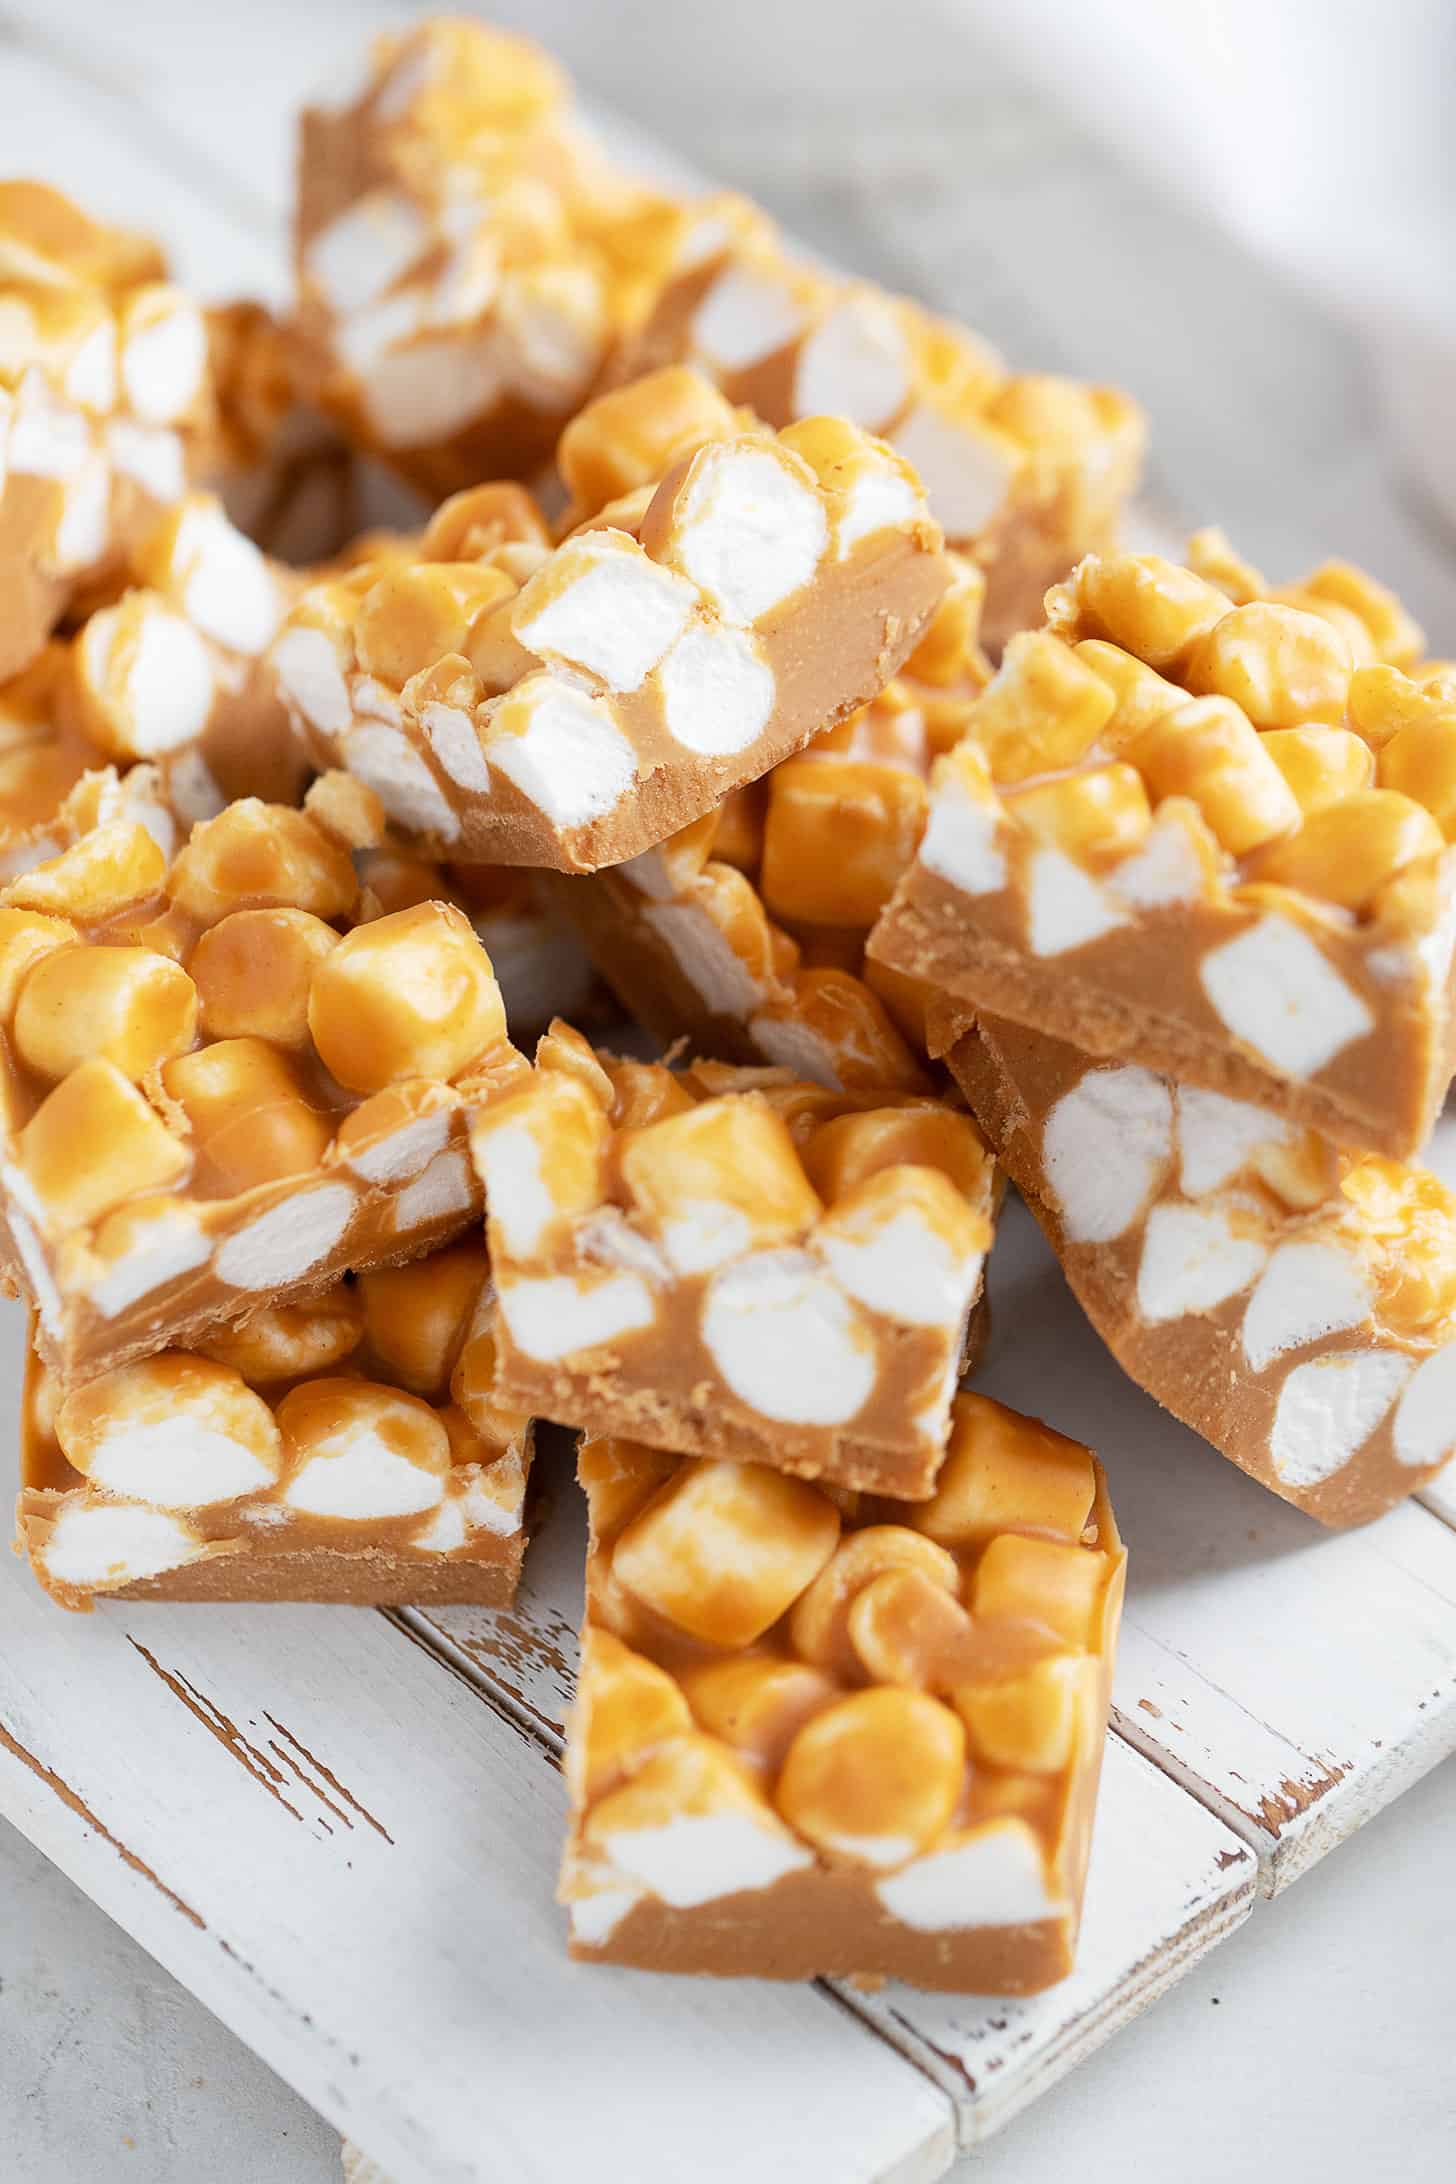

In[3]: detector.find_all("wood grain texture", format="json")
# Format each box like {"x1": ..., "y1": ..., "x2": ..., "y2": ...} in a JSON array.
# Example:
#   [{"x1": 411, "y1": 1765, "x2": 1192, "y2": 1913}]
[{"x1": 0, "y1": 1512, "x2": 956, "y2": 2184}]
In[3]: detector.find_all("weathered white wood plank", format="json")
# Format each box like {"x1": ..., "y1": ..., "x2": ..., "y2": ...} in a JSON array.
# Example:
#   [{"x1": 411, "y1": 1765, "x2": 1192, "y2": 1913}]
[{"x1": 0, "y1": 1503, "x2": 955, "y2": 2184}]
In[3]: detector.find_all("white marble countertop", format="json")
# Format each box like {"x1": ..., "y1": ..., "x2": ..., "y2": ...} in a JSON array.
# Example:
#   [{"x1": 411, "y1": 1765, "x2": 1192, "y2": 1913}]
[{"x1": 2, "y1": 4, "x2": 1455, "y2": 2178}]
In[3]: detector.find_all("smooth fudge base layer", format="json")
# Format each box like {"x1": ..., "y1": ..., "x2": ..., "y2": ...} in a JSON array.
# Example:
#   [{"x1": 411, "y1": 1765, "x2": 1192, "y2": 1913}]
[
  {"x1": 875, "y1": 867, "x2": 1453, "y2": 1159},
  {"x1": 561, "y1": 1406, "x2": 1124, "y2": 1991},
  {"x1": 942, "y1": 1007, "x2": 1456, "y2": 1526},
  {"x1": 569, "y1": 1863, "x2": 1073, "y2": 1992}
]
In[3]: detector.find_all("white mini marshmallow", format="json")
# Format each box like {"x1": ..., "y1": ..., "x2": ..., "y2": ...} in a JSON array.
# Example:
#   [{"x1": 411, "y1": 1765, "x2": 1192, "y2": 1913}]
[
  {"x1": 700, "y1": 1248, "x2": 877, "y2": 1425},
  {"x1": 890, "y1": 405, "x2": 1014, "y2": 539},
  {"x1": 656, "y1": 619, "x2": 774, "y2": 755},
  {"x1": 514, "y1": 534, "x2": 696, "y2": 693},
  {"x1": 40, "y1": 1502, "x2": 204, "y2": 1592},
  {"x1": 1136, "y1": 1204, "x2": 1267, "y2": 1323},
  {"x1": 283, "y1": 1407, "x2": 447, "y2": 1520},
  {"x1": 272, "y1": 625, "x2": 353, "y2": 738},
  {"x1": 422, "y1": 702, "x2": 492, "y2": 791},
  {"x1": 343, "y1": 722, "x2": 461, "y2": 841},
  {"x1": 55, "y1": 458, "x2": 110, "y2": 572},
  {"x1": 1107, "y1": 810, "x2": 1208, "y2": 909},
  {"x1": 476, "y1": 1118, "x2": 557, "y2": 1258},
  {"x1": 833, "y1": 466, "x2": 921, "y2": 558},
  {"x1": 1174, "y1": 1085, "x2": 1294, "y2": 1198},
  {"x1": 336, "y1": 286, "x2": 428, "y2": 373},
  {"x1": 8, "y1": 374, "x2": 89, "y2": 476},
  {"x1": 84, "y1": 606, "x2": 214, "y2": 757},
  {"x1": 84, "y1": 1411, "x2": 281, "y2": 1510},
  {"x1": 748, "y1": 1011, "x2": 843, "y2": 1090},
  {"x1": 64, "y1": 321, "x2": 116, "y2": 412},
  {"x1": 347, "y1": 1111, "x2": 451, "y2": 1186},
  {"x1": 5, "y1": 1201, "x2": 63, "y2": 1337},
  {"x1": 671, "y1": 445, "x2": 827, "y2": 626},
  {"x1": 794, "y1": 293, "x2": 912, "y2": 431},
  {"x1": 594, "y1": 1812, "x2": 812, "y2": 1909},
  {"x1": 1027, "y1": 846, "x2": 1128, "y2": 957},
  {"x1": 172, "y1": 503, "x2": 282, "y2": 656},
  {"x1": 692, "y1": 264, "x2": 804, "y2": 372},
  {"x1": 1200, "y1": 915, "x2": 1374, "y2": 1080},
  {"x1": 393, "y1": 1146, "x2": 473, "y2": 1231},
  {"x1": 876, "y1": 1819, "x2": 1063, "y2": 1932},
  {"x1": 568, "y1": 1886, "x2": 645, "y2": 1946},
  {"x1": 213, "y1": 1184, "x2": 357, "y2": 1292},
  {"x1": 917, "y1": 773, "x2": 1008, "y2": 896},
  {"x1": 1042, "y1": 1066, "x2": 1173, "y2": 1244},
  {"x1": 1393, "y1": 1343, "x2": 1456, "y2": 1470},
  {"x1": 120, "y1": 302, "x2": 206, "y2": 426},
  {"x1": 306, "y1": 190, "x2": 428, "y2": 317},
  {"x1": 642, "y1": 901, "x2": 766, "y2": 1016},
  {"x1": 360, "y1": 334, "x2": 502, "y2": 449},
  {"x1": 499, "y1": 1271, "x2": 655, "y2": 1361},
  {"x1": 87, "y1": 1207, "x2": 210, "y2": 1320},
  {"x1": 106, "y1": 420, "x2": 185, "y2": 505},
  {"x1": 486, "y1": 679, "x2": 637, "y2": 830},
  {"x1": 1242, "y1": 1242, "x2": 1373, "y2": 1373},
  {"x1": 818, "y1": 1209, "x2": 981, "y2": 1328},
  {"x1": 659, "y1": 1202, "x2": 756, "y2": 1277},
  {"x1": 1270, "y1": 1350, "x2": 1414, "y2": 1487}
]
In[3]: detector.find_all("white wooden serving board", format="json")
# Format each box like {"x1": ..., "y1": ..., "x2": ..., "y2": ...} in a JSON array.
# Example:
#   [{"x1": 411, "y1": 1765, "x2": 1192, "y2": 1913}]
[{"x1": 0, "y1": 4, "x2": 1454, "y2": 2177}]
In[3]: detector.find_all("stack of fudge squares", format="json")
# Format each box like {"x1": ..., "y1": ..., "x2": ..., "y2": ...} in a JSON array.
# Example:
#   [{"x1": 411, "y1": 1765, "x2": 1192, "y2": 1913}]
[{"x1": 1, "y1": 16, "x2": 1451, "y2": 1995}]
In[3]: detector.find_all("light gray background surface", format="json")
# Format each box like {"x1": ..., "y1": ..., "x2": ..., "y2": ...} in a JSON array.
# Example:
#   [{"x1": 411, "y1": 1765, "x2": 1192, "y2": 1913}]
[{"x1": 3, "y1": 3, "x2": 1454, "y2": 2177}]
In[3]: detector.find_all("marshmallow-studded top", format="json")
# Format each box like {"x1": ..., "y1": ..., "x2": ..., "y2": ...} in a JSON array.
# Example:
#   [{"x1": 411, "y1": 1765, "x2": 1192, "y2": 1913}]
[
  {"x1": 17, "y1": 1243, "x2": 532, "y2": 1608},
  {"x1": 0, "y1": 182, "x2": 212, "y2": 668},
  {"x1": 562, "y1": 1398, "x2": 1124, "y2": 1941},
  {"x1": 0, "y1": 781, "x2": 527, "y2": 1375},
  {"x1": 614, "y1": 194, "x2": 1144, "y2": 598},
  {"x1": 470, "y1": 1024, "x2": 995, "y2": 1496},
  {"x1": 270, "y1": 399, "x2": 949, "y2": 872},
  {"x1": 944, "y1": 538, "x2": 1446, "y2": 920},
  {"x1": 873, "y1": 536, "x2": 1456, "y2": 1155},
  {"x1": 294, "y1": 18, "x2": 694, "y2": 492}
]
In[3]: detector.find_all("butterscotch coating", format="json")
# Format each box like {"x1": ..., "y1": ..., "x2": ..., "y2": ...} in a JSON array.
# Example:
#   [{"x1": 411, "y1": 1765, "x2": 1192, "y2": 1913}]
[
  {"x1": 559, "y1": 1395, "x2": 1125, "y2": 1990},
  {"x1": 270, "y1": 382, "x2": 950, "y2": 873},
  {"x1": 0, "y1": 779, "x2": 527, "y2": 1381},
  {"x1": 470, "y1": 1024, "x2": 996, "y2": 1497},
  {"x1": 0, "y1": 183, "x2": 217, "y2": 680},
  {"x1": 871, "y1": 537, "x2": 1456, "y2": 1157},
  {"x1": 15, "y1": 1243, "x2": 533, "y2": 1611},
  {"x1": 940, "y1": 1006, "x2": 1456, "y2": 1527}
]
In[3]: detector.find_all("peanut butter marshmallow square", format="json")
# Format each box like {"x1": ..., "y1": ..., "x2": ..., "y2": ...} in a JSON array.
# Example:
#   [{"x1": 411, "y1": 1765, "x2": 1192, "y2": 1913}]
[
  {"x1": 0, "y1": 183, "x2": 216, "y2": 681},
  {"x1": 469, "y1": 1024, "x2": 997, "y2": 1499},
  {"x1": 269, "y1": 382, "x2": 951, "y2": 874},
  {"x1": 871, "y1": 536, "x2": 1456, "y2": 1159},
  {"x1": 293, "y1": 18, "x2": 699, "y2": 500},
  {"x1": 610, "y1": 192, "x2": 1145, "y2": 653},
  {"x1": 0, "y1": 788, "x2": 530, "y2": 1383},
  {"x1": 16, "y1": 1242, "x2": 532, "y2": 1610},
  {"x1": 560, "y1": 1395, "x2": 1125, "y2": 1990},
  {"x1": 536, "y1": 554, "x2": 990, "y2": 1088},
  {"x1": 940, "y1": 1005, "x2": 1456, "y2": 1527}
]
